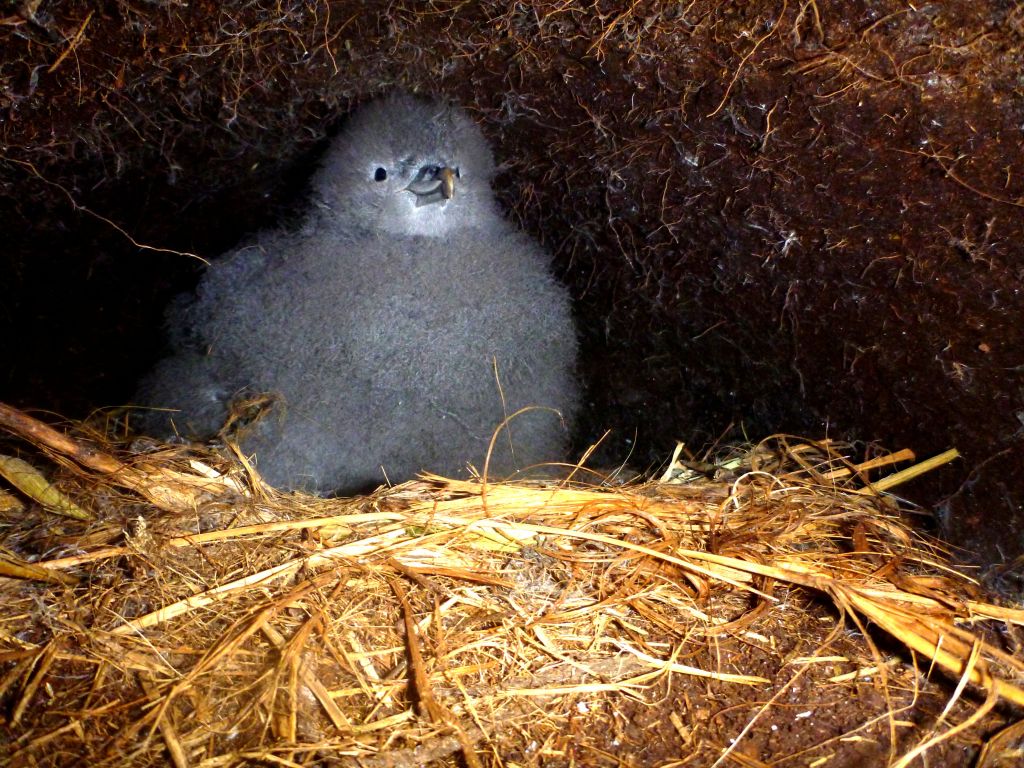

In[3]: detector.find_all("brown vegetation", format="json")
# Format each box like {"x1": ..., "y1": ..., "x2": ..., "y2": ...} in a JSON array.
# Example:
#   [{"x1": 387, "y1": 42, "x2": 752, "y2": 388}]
[{"x1": 0, "y1": 404, "x2": 1022, "y2": 765}]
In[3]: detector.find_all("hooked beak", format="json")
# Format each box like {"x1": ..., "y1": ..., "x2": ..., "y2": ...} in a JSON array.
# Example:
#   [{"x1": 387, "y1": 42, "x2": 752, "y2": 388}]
[
  {"x1": 405, "y1": 165, "x2": 457, "y2": 207},
  {"x1": 438, "y1": 166, "x2": 456, "y2": 200}
]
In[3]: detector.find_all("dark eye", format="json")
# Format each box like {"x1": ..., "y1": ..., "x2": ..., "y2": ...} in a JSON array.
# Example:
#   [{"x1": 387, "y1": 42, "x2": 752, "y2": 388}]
[{"x1": 373, "y1": 167, "x2": 387, "y2": 182}]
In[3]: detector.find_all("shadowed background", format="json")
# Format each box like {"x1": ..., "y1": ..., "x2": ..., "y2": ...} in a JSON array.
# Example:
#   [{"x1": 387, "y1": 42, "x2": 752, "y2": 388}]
[{"x1": 2, "y1": 1, "x2": 1022, "y2": 564}]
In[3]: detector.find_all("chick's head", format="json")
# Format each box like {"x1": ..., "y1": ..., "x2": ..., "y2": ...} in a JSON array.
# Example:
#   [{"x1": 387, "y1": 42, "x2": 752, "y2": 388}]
[{"x1": 314, "y1": 93, "x2": 498, "y2": 237}]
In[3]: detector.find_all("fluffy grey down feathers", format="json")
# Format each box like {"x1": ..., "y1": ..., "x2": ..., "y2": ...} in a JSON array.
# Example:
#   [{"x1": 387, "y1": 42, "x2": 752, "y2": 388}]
[{"x1": 137, "y1": 93, "x2": 578, "y2": 493}]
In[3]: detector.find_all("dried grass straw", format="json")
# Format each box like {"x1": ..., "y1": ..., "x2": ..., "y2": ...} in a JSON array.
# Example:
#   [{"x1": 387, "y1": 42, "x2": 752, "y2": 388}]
[{"x1": 0, "y1": 403, "x2": 1021, "y2": 766}]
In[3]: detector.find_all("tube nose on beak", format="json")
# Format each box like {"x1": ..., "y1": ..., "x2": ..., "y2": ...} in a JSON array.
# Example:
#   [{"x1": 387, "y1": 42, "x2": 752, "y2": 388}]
[{"x1": 405, "y1": 165, "x2": 458, "y2": 205}]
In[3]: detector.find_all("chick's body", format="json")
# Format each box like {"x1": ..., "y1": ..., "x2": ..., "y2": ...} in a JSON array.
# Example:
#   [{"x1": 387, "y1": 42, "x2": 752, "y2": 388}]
[{"x1": 138, "y1": 94, "x2": 578, "y2": 492}]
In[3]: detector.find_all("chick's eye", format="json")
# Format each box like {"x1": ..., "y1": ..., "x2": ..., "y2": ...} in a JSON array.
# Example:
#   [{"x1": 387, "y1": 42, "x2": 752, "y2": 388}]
[{"x1": 373, "y1": 167, "x2": 387, "y2": 182}]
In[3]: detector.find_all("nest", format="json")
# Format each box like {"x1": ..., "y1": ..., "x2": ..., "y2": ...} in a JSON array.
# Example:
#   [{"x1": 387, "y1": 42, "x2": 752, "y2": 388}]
[{"x1": 0, "y1": 402, "x2": 1022, "y2": 767}]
